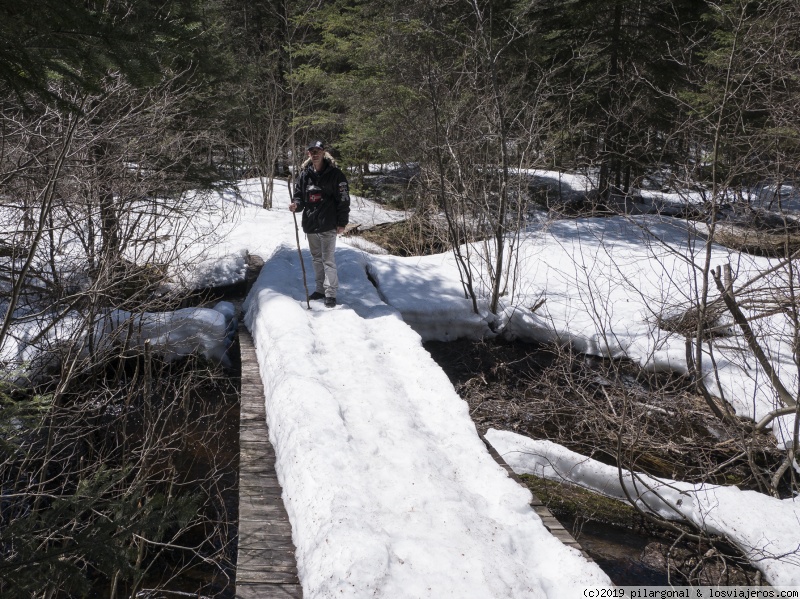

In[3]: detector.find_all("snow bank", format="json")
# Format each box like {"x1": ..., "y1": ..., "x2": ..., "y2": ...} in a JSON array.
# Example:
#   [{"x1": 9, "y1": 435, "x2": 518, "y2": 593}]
[
  {"x1": 1, "y1": 302, "x2": 237, "y2": 384},
  {"x1": 368, "y1": 216, "x2": 799, "y2": 448},
  {"x1": 365, "y1": 253, "x2": 493, "y2": 341},
  {"x1": 106, "y1": 301, "x2": 238, "y2": 365},
  {"x1": 485, "y1": 428, "x2": 800, "y2": 586}
]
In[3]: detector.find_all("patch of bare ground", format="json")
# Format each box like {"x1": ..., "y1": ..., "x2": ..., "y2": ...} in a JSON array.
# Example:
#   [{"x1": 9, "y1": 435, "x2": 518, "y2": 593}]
[
  {"x1": 424, "y1": 337, "x2": 775, "y2": 585},
  {"x1": 357, "y1": 215, "x2": 453, "y2": 257}
]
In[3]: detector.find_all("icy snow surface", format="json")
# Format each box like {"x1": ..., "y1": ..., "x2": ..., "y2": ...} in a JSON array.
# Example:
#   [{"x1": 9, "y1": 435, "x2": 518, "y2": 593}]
[
  {"x1": 226, "y1": 177, "x2": 796, "y2": 594},
  {"x1": 485, "y1": 429, "x2": 800, "y2": 586}
]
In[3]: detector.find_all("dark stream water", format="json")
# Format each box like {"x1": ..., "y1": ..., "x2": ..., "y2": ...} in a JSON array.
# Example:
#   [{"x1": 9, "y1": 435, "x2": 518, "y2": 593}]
[
  {"x1": 133, "y1": 355, "x2": 240, "y2": 599},
  {"x1": 563, "y1": 519, "x2": 671, "y2": 585}
]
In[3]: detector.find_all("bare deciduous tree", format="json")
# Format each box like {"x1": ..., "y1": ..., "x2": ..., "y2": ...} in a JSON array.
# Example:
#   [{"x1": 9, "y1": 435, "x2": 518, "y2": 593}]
[{"x1": 1, "y1": 69, "x2": 237, "y2": 598}]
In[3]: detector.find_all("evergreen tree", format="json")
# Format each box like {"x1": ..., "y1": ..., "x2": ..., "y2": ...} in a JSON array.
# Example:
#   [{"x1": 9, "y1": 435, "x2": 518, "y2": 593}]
[
  {"x1": 0, "y1": 0, "x2": 218, "y2": 105},
  {"x1": 524, "y1": 0, "x2": 711, "y2": 195}
]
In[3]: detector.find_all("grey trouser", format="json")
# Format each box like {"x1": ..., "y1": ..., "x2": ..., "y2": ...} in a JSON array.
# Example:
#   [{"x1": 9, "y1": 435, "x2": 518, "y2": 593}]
[{"x1": 307, "y1": 229, "x2": 338, "y2": 297}]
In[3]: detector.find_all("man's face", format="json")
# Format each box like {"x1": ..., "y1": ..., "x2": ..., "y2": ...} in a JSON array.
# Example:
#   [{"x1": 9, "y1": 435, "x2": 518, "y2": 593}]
[{"x1": 308, "y1": 147, "x2": 323, "y2": 166}]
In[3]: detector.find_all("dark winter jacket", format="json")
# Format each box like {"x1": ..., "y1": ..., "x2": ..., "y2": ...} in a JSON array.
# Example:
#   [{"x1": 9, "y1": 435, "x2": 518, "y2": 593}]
[{"x1": 292, "y1": 159, "x2": 350, "y2": 234}]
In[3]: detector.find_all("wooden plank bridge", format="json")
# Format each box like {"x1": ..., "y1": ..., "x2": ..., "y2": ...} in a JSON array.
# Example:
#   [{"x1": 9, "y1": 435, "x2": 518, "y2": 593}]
[
  {"x1": 482, "y1": 437, "x2": 584, "y2": 552},
  {"x1": 234, "y1": 325, "x2": 587, "y2": 598},
  {"x1": 236, "y1": 326, "x2": 302, "y2": 599}
]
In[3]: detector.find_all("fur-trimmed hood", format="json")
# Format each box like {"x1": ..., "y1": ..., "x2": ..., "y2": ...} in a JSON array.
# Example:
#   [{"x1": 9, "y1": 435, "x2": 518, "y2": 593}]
[{"x1": 301, "y1": 151, "x2": 337, "y2": 169}]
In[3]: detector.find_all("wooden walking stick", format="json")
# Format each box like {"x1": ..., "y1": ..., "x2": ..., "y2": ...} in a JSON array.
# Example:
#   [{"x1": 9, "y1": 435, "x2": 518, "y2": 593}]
[
  {"x1": 287, "y1": 140, "x2": 311, "y2": 309},
  {"x1": 292, "y1": 208, "x2": 311, "y2": 310}
]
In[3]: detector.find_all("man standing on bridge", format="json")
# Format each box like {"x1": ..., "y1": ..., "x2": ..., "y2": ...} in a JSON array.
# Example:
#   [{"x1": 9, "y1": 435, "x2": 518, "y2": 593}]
[{"x1": 289, "y1": 140, "x2": 350, "y2": 308}]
